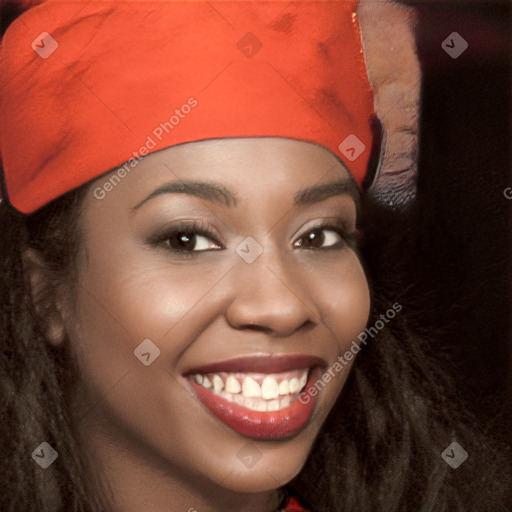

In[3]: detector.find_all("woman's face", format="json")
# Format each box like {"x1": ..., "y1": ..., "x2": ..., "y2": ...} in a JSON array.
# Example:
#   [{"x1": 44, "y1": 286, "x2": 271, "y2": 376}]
[{"x1": 63, "y1": 137, "x2": 370, "y2": 501}]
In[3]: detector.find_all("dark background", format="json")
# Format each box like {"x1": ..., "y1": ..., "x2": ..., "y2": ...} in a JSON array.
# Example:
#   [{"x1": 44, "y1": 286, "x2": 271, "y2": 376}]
[{"x1": 401, "y1": 0, "x2": 511, "y2": 439}]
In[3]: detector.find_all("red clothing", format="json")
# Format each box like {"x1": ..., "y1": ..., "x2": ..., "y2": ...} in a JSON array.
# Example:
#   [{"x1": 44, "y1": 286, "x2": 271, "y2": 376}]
[
  {"x1": 281, "y1": 495, "x2": 310, "y2": 511},
  {"x1": 0, "y1": 0, "x2": 375, "y2": 214}
]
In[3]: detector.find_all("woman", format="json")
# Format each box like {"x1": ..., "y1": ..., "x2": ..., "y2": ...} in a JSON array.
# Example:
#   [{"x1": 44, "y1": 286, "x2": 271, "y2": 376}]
[{"x1": 0, "y1": 1, "x2": 509, "y2": 511}]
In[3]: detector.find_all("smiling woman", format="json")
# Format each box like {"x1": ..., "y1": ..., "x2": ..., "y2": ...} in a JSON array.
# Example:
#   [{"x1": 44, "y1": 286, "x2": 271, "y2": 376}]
[
  {"x1": 0, "y1": 1, "x2": 510, "y2": 512},
  {"x1": 60, "y1": 139, "x2": 371, "y2": 502}
]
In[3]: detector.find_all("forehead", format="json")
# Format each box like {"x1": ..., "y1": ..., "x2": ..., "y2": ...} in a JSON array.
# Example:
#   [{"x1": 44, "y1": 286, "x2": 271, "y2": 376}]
[{"x1": 89, "y1": 137, "x2": 355, "y2": 209}]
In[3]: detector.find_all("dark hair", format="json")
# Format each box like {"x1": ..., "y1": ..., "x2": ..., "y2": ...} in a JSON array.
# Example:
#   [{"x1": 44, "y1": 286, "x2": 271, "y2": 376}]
[
  {"x1": 0, "y1": 184, "x2": 106, "y2": 512},
  {"x1": 0, "y1": 182, "x2": 510, "y2": 511}
]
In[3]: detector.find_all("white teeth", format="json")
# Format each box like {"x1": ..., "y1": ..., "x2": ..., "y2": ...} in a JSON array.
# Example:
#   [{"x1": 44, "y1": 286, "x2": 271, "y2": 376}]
[
  {"x1": 278, "y1": 379, "x2": 290, "y2": 396},
  {"x1": 280, "y1": 396, "x2": 291, "y2": 409},
  {"x1": 220, "y1": 391, "x2": 234, "y2": 402},
  {"x1": 261, "y1": 376, "x2": 279, "y2": 400},
  {"x1": 299, "y1": 370, "x2": 308, "y2": 388},
  {"x1": 289, "y1": 377, "x2": 301, "y2": 394},
  {"x1": 257, "y1": 400, "x2": 267, "y2": 412},
  {"x1": 268, "y1": 399, "x2": 280, "y2": 412},
  {"x1": 192, "y1": 368, "x2": 311, "y2": 412},
  {"x1": 213, "y1": 374, "x2": 224, "y2": 393},
  {"x1": 225, "y1": 374, "x2": 241, "y2": 394},
  {"x1": 242, "y1": 376, "x2": 261, "y2": 398}
]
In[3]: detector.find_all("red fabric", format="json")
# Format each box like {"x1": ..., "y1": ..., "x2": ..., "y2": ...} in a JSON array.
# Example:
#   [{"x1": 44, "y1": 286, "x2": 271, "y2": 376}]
[
  {"x1": 281, "y1": 495, "x2": 310, "y2": 511},
  {"x1": 0, "y1": 0, "x2": 375, "y2": 213}
]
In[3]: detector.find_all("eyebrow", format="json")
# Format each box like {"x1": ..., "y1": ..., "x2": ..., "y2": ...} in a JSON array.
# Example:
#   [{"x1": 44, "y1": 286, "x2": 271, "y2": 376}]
[
  {"x1": 131, "y1": 181, "x2": 237, "y2": 211},
  {"x1": 131, "y1": 178, "x2": 359, "y2": 212},
  {"x1": 293, "y1": 179, "x2": 359, "y2": 206}
]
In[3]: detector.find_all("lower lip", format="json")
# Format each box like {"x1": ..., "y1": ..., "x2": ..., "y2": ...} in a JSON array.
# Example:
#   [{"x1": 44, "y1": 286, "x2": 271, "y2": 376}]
[{"x1": 187, "y1": 371, "x2": 319, "y2": 440}]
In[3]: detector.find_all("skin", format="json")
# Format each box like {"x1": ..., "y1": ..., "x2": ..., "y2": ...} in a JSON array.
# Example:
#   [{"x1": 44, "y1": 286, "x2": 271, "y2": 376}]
[{"x1": 32, "y1": 138, "x2": 370, "y2": 512}]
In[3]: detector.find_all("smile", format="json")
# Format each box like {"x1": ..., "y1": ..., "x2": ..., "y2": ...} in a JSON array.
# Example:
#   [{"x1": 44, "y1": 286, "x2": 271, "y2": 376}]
[
  {"x1": 184, "y1": 355, "x2": 324, "y2": 440},
  {"x1": 191, "y1": 369, "x2": 309, "y2": 412}
]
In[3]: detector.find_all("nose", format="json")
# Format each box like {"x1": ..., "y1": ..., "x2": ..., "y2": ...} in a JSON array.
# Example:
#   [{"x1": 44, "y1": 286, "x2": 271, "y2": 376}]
[{"x1": 224, "y1": 249, "x2": 318, "y2": 337}]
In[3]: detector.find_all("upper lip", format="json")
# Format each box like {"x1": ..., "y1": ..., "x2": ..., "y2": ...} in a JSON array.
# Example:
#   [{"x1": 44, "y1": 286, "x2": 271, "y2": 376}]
[{"x1": 184, "y1": 354, "x2": 326, "y2": 375}]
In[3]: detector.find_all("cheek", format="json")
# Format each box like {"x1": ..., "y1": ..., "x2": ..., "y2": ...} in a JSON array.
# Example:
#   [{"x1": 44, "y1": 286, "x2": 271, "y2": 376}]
[
  {"x1": 64, "y1": 241, "x2": 240, "y2": 415},
  {"x1": 296, "y1": 252, "x2": 369, "y2": 423},
  {"x1": 66, "y1": 254, "x2": 230, "y2": 391},
  {"x1": 72, "y1": 248, "x2": 231, "y2": 343},
  {"x1": 312, "y1": 251, "x2": 370, "y2": 347},
  {"x1": 65, "y1": 253, "x2": 233, "y2": 474}
]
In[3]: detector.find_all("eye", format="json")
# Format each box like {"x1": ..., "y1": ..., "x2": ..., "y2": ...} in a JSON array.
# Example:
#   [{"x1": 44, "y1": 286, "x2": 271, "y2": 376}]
[
  {"x1": 149, "y1": 221, "x2": 223, "y2": 256},
  {"x1": 167, "y1": 231, "x2": 219, "y2": 252},
  {"x1": 293, "y1": 223, "x2": 351, "y2": 250}
]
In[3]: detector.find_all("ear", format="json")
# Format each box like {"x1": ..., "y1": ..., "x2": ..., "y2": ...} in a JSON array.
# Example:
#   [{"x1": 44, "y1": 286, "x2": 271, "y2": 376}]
[
  {"x1": 22, "y1": 248, "x2": 68, "y2": 346},
  {"x1": 356, "y1": 0, "x2": 421, "y2": 206}
]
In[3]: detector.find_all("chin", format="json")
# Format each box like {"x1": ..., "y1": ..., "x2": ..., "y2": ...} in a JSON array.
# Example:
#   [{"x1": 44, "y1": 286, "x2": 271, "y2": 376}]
[
  {"x1": 220, "y1": 457, "x2": 306, "y2": 494},
  {"x1": 202, "y1": 428, "x2": 317, "y2": 494}
]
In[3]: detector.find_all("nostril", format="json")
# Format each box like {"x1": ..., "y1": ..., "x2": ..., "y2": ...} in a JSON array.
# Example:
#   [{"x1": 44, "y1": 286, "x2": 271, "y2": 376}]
[
  {"x1": 300, "y1": 319, "x2": 316, "y2": 333},
  {"x1": 245, "y1": 323, "x2": 273, "y2": 334}
]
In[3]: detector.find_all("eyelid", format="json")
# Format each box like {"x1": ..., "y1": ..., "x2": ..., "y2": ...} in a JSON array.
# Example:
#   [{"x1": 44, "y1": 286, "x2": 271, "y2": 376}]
[
  {"x1": 293, "y1": 218, "x2": 359, "y2": 251},
  {"x1": 295, "y1": 217, "x2": 354, "y2": 238},
  {"x1": 146, "y1": 219, "x2": 224, "y2": 248}
]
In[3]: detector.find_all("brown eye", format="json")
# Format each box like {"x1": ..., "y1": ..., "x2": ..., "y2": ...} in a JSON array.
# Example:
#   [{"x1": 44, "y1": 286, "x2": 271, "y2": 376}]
[
  {"x1": 165, "y1": 231, "x2": 219, "y2": 252},
  {"x1": 147, "y1": 221, "x2": 224, "y2": 258},
  {"x1": 294, "y1": 227, "x2": 345, "y2": 250}
]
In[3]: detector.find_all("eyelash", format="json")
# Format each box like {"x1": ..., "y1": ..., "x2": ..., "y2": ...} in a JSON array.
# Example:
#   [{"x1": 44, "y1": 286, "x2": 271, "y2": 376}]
[{"x1": 150, "y1": 219, "x2": 358, "y2": 259}]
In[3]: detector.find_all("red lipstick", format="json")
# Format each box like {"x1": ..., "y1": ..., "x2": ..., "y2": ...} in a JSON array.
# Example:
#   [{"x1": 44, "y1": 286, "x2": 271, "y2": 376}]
[{"x1": 184, "y1": 355, "x2": 325, "y2": 440}]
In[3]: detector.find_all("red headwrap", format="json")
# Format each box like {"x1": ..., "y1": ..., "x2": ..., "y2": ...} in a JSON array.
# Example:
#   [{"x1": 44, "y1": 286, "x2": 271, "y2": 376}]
[{"x1": 0, "y1": 0, "x2": 375, "y2": 214}]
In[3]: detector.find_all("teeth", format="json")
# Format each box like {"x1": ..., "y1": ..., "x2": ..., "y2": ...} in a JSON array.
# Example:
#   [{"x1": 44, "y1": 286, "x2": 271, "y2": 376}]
[
  {"x1": 242, "y1": 376, "x2": 261, "y2": 398},
  {"x1": 268, "y1": 399, "x2": 280, "y2": 411},
  {"x1": 233, "y1": 394, "x2": 245, "y2": 406},
  {"x1": 213, "y1": 374, "x2": 224, "y2": 393},
  {"x1": 220, "y1": 391, "x2": 234, "y2": 402},
  {"x1": 278, "y1": 379, "x2": 289, "y2": 396},
  {"x1": 299, "y1": 371, "x2": 308, "y2": 388},
  {"x1": 225, "y1": 374, "x2": 241, "y2": 394},
  {"x1": 191, "y1": 368, "x2": 311, "y2": 412},
  {"x1": 257, "y1": 400, "x2": 267, "y2": 412},
  {"x1": 289, "y1": 377, "x2": 301, "y2": 394},
  {"x1": 261, "y1": 376, "x2": 279, "y2": 400},
  {"x1": 280, "y1": 396, "x2": 291, "y2": 409}
]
